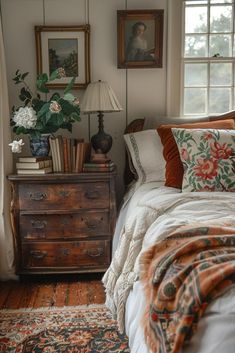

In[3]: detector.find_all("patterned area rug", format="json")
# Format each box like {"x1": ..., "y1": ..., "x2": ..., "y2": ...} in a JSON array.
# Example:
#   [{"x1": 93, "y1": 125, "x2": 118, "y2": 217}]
[{"x1": 0, "y1": 304, "x2": 130, "y2": 353}]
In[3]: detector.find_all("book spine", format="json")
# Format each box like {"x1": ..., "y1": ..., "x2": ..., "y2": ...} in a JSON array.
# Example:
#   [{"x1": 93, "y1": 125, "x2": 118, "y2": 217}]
[
  {"x1": 49, "y1": 137, "x2": 57, "y2": 172},
  {"x1": 18, "y1": 156, "x2": 51, "y2": 163},
  {"x1": 66, "y1": 138, "x2": 71, "y2": 173},
  {"x1": 55, "y1": 137, "x2": 62, "y2": 172},
  {"x1": 75, "y1": 142, "x2": 80, "y2": 173},
  {"x1": 63, "y1": 137, "x2": 69, "y2": 173},
  {"x1": 16, "y1": 161, "x2": 45, "y2": 169},
  {"x1": 17, "y1": 167, "x2": 53, "y2": 174}
]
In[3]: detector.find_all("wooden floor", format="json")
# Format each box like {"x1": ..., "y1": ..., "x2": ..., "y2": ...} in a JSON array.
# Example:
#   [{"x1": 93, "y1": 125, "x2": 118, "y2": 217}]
[{"x1": 0, "y1": 274, "x2": 105, "y2": 309}]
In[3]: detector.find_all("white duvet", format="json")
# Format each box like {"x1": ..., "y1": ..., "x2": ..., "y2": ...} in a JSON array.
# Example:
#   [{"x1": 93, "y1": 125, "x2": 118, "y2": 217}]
[{"x1": 103, "y1": 182, "x2": 235, "y2": 353}]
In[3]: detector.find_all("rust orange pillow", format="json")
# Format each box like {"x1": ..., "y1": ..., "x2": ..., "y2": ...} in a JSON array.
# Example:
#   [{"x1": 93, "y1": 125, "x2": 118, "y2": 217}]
[{"x1": 157, "y1": 119, "x2": 235, "y2": 189}]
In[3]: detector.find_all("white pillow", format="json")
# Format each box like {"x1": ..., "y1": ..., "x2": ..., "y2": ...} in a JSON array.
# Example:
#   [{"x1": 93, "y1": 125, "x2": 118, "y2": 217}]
[{"x1": 124, "y1": 129, "x2": 165, "y2": 183}]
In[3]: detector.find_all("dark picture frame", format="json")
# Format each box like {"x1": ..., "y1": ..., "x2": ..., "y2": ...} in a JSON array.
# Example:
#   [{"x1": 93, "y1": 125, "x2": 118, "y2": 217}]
[
  {"x1": 35, "y1": 25, "x2": 90, "y2": 89},
  {"x1": 117, "y1": 9, "x2": 164, "y2": 69}
]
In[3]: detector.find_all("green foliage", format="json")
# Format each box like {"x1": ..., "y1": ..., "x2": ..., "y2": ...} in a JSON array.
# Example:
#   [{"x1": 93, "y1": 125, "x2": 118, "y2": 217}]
[{"x1": 11, "y1": 68, "x2": 80, "y2": 138}]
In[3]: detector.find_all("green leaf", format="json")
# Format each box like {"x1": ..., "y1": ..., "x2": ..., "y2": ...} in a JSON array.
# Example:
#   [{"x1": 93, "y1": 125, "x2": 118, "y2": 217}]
[
  {"x1": 19, "y1": 94, "x2": 26, "y2": 101},
  {"x1": 36, "y1": 81, "x2": 49, "y2": 93},
  {"x1": 37, "y1": 102, "x2": 50, "y2": 118},
  {"x1": 63, "y1": 93, "x2": 75, "y2": 101},
  {"x1": 59, "y1": 98, "x2": 75, "y2": 116},
  {"x1": 29, "y1": 130, "x2": 41, "y2": 139},
  {"x1": 20, "y1": 87, "x2": 32, "y2": 100},
  {"x1": 32, "y1": 98, "x2": 44, "y2": 112},
  {"x1": 37, "y1": 73, "x2": 48, "y2": 83},
  {"x1": 37, "y1": 73, "x2": 49, "y2": 93},
  {"x1": 15, "y1": 69, "x2": 20, "y2": 75},
  {"x1": 49, "y1": 69, "x2": 59, "y2": 81},
  {"x1": 45, "y1": 111, "x2": 52, "y2": 123},
  {"x1": 35, "y1": 121, "x2": 44, "y2": 130},
  {"x1": 15, "y1": 126, "x2": 28, "y2": 135},
  {"x1": 60, "y1": 122, "x2": 73, "y2": 132},
  {"x1": 21, "y1": 72, "x2": 29, "y2": 80},
  {"x1": 64, "y1": 77, "x2": 75, "y2": 94},
  {"x1": 49, "y1": 112, "x2": 64, "y2": 126},
  {"x1": 24, "y1": 99, "x2": 31, "y2": 106},
  {"x1": 50, "y1": 92, "x2": 60, "y2": 101},
  {"x1": 70, "y1": 112, "x2": 80, "y2": 121}
]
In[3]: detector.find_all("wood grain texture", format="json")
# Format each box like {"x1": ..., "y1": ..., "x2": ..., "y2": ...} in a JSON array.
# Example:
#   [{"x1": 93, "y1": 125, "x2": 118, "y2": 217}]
[
  {"x1": 7, "y1": 171, "x2": 117, "y2": 275},
  {"x1": 0, "y1": 277, "x2": 105, "y2": 309}
]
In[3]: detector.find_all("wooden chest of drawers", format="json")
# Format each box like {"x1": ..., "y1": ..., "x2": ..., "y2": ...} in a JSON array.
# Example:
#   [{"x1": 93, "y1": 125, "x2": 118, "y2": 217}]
[{"x1": 7, "y1": 171, "x2": 116, "y2": 275}]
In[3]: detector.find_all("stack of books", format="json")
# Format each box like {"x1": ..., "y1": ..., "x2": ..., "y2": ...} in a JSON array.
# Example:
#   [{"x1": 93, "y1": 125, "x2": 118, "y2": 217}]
[
  {"x1": 83, "y1": 153, "x2": 115, "y2": 172},
  {"x1": 16, "y1": 156, "x2": 53, "y2": 174},
  {"x1": 49, "y1": 136, "x2": 91, "y2": 173}
]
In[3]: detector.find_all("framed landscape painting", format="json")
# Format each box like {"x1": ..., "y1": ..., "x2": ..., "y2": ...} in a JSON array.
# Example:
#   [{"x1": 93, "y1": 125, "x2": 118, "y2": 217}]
[
  {"x1": 117, "y1": 9, "x2": 164, "y2": 69},
  {"x1": 35, "y1": 25, "x2": 90, "y2": 89}
]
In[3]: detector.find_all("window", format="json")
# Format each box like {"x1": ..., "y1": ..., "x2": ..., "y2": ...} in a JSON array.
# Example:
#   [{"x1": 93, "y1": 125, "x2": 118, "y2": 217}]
[{"x1": 182, "y1": 0, "x2": 235, "y2": 116}]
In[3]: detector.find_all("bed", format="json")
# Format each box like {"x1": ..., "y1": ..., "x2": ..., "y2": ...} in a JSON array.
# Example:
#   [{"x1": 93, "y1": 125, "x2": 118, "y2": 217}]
[{"x1": 103, "y1": 112, "x2": 235, "y2": 353}]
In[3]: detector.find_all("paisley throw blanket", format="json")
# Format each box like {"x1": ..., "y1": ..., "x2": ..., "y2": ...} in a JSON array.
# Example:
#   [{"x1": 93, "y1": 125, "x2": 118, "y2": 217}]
[{"x1": 140, "y1": 224, "x2": 235, "y2": 353}]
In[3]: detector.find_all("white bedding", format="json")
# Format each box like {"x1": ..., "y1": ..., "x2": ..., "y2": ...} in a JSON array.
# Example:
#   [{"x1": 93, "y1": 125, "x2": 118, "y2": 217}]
[{"x1": 103, "y1": 182, "x2": 235, "y2": 353}]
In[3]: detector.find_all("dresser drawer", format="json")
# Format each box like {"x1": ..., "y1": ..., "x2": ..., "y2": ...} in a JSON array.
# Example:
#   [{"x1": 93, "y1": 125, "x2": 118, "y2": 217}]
[
  {"x1": 19, "y1": 182, "x2": 110, "y2": 210},
  {"x1": 20, "y1": 211, "x2": 110, "y2": 240},
  {"x1": 21, "y1": 240, "x2": 110, "y2": 270}
]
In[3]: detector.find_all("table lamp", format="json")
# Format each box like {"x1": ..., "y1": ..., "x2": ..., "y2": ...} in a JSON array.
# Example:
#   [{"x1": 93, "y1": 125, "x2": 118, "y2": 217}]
[{"x1": 81, "y1": 80, "x2": 123, "y2": 155}]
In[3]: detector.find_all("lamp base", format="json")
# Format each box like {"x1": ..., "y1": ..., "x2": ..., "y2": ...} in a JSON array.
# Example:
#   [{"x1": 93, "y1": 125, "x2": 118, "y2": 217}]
[{"x1": 91, "y1": 130, "x2": 112, "y2": 154}]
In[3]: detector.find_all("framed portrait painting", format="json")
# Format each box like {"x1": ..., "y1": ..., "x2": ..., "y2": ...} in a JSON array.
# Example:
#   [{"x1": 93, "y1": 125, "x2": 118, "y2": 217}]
[
  {"x1": 117, "y1": 10, "x2": 164, "y2": 69},
  {"x1": 35, "y1": 25, "x2": 90, "y2": 89}
]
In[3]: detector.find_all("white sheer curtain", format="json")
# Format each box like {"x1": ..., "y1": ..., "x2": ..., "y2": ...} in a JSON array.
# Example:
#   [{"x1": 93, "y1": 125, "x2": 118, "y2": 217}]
[{"x1": 0, "y1": 13, "x2": 17, "y2": 280}]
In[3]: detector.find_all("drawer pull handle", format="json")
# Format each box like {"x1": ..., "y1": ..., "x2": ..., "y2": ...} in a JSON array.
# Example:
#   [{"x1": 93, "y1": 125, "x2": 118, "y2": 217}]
[
  {"x1": 31, "y1": 220, "x2": 47, "y2": 229},
  {"x1": 29, "y1": 192, "x2": 47, "y2": 201},
  {"x1": 86, "y1": 248, "x2": 103, "y2": 257},
  {"x1": 58, "y1": 190, "x2": 70, "y2": 198},
  {"x1": 85, "y1": 220, "x2": 97, "y2": 229},
  {"x1": 62, "y1": 248, "x2": 70, "y2": 256},
  {"x1": 85, "y1": 191, "x2": 99, "y2": 200},
  {"x1": 30, "y1": 250, "x2": 47, "y2": 259}
]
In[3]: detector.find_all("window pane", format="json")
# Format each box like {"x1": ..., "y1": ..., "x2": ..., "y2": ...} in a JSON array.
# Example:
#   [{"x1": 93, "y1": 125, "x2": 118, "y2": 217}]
[
  {"x1": 185, "y1": 35, "x2": 207, "y2": 57},
  {"x1": 185, "y1": 1, "x2": 208, "y2": 4},
  {"x1": 185, "y1": 63, "x2": 207, "y2": 86},
  {"x1": 184, "y1": 88, "x2": 207, "y2": 114},
  {"x1": 209, "y1": 34, "x2": 232, "y2": 56},
  {"x1": 210, "y1": 62, "x2": 232, "y2": 85},
  {"x1": 210, "y1": 0, "x2": 232, "y2": 3},
  {"x1": 185, "y1": 7, "x2": 207, "y2": 33},
  {"x1": 209, "y1": 88, "x2": 231, "y2": 113},
  {"x1": 210, "y1": 6, "x2": 232, "y2": 33}
]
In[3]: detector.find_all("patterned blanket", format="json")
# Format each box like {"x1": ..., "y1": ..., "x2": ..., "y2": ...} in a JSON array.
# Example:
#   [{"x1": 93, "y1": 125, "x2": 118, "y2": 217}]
[{"x1": 140, "y1": 224, "x2": 235, "y2": 353}]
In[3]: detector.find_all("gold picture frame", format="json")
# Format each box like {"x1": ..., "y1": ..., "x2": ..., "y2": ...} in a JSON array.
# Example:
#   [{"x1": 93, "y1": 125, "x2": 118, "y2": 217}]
[
  {"x1": 35, "y1": 25, "x2": 90, "y2": 89},
  {"x1": 117, "y1": 10, "x2": 164, "y2": 69}
]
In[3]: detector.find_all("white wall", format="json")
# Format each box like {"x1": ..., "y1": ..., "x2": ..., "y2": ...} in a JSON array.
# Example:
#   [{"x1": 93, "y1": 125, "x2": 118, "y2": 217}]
[{"x1": 1, "y1": 0, "x2": 168, "y2": 204}]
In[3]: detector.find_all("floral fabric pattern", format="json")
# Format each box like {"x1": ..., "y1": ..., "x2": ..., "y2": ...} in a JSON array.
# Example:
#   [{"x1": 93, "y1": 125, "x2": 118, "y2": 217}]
[{"x1": 172, "y1": 128, "x2": 235, "y2": 192}]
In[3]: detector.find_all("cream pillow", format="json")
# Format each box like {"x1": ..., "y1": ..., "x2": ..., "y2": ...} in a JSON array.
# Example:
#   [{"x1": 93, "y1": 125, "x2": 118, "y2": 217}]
[{"x1": 124, "y1": 129, "x2": 165, "y2": 184}]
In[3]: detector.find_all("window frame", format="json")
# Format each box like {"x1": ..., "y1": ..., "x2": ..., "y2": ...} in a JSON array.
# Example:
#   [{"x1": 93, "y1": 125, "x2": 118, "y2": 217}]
[{"x1": 181, "y1": 0, "x2": 235, "y2": 116}]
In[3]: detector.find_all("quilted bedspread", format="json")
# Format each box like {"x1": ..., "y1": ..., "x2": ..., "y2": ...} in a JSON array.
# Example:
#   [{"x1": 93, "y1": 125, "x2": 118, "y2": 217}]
[
  {"x1": 103, "y1": 184, "x2": 235, "y2": 338},
  {"x1": 140, "y1": 223, "x2": 235, "y2": 353}
]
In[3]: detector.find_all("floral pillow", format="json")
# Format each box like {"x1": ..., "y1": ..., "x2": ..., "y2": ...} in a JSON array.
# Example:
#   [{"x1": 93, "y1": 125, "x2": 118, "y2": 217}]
[{"x1": 172, "y1": 128, "x2": 235, "y2": 192}]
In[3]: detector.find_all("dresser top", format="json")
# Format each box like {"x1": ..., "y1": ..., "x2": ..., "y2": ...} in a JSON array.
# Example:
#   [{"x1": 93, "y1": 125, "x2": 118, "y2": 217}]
[{"x1": 7, "y1": 168, "x2": 117, "y2": 183}]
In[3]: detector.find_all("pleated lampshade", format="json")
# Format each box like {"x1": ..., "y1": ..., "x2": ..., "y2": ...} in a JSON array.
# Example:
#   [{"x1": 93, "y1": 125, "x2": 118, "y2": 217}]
[{"x1": 81, "y1": 81, "x2": 123, "y2": 113}]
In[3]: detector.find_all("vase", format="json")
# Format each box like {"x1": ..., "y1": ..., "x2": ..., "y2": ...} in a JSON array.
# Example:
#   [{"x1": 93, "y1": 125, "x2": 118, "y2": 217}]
[{"x1": 29, "y1": 135, "x2": 50, "y2": 157}]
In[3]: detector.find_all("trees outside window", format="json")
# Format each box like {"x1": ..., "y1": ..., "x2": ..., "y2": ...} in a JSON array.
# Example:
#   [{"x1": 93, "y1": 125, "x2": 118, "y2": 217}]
[{"x1": 182, "y1": 0, "x2": 235, "y2": 116}]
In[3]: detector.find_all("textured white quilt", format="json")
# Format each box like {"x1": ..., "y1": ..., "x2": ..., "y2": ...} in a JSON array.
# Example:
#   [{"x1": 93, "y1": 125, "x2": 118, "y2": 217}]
[{"x1": 103, "y1": 183, "x2": 235, "y2": 334}]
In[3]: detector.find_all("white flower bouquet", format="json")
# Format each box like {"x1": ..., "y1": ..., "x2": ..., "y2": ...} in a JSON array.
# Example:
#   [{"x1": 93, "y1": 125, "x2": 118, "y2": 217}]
[{"x1": 11, "y1": 68, "x2": 80, "y2": 139}]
